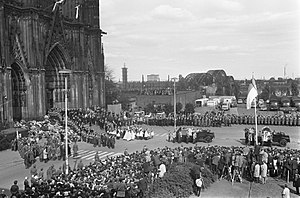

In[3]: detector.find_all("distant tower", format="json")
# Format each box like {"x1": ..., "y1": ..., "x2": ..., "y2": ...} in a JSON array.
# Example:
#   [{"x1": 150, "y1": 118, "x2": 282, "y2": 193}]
[{"x1": 122, "y1": 63, "x2": 128, "y2": 89}]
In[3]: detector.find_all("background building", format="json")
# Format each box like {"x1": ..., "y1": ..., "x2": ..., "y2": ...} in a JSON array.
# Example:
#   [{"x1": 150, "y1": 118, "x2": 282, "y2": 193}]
[
  {"x1": 147, "y1": 74, "x2": 160, "y2": 82},
  {"x1": 0, "y1": 0, "x2": 105, "y2": 124}
]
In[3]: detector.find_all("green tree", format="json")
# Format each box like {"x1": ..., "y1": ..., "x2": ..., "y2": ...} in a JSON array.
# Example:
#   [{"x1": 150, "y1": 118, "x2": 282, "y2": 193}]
[
  {"x1": 291, "y1": 81, "x2": 299, "y2": 96},
  {"x1": 119, "y1": 95, "x2": 130, "y2": 111},
  {"x1": 260, "y1": 84, "x2": 275, "y2": 100},
  {"x1": 177, "y1": 75, "x2": 187, "y2": 91},
  {"x1": 105, "y1": 79, "x2": 119, "y2": 105},
  {"x1": 185, "y1": 103, "x2": 195, "y2": 114},
  {"x1": 104, "y1": 64, "x2": 119, "y2": 105},
  {"x1": 232, "y1": 83, "x2": 240, "y2": 99}
]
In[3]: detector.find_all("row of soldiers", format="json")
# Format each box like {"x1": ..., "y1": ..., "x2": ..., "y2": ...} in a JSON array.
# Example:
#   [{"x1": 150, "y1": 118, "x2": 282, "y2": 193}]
[
  {"x1": 146, "y1": 112, "x2": 300, "y2": 127},
  {"x1": 82, "y1": 131, "x2": 116, "y2": 149},
  {"x1": 51, "y1": 107, "x2": 300, "y2": 130}
]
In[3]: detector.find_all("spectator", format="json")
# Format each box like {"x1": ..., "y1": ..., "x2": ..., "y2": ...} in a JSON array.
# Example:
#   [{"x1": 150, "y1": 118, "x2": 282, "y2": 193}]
[
  {"x1": 10, "y1": 180, "x2": 19, "y2": 197},
  {"x1": 261, "y1": 162, "x2": 268, "y2": 184},
  {"x1": 23, "y1": 177, "x2": 30, "y2": 190},
  {"x1": 294, "y1": 173, "x2": 300, "y2": 195},
  {"x1": 195, "y1": 173, "x2": 203, "y2": 197},
  {"x1": 158, "y1": 162, "x2": 166, "y2": 178}
]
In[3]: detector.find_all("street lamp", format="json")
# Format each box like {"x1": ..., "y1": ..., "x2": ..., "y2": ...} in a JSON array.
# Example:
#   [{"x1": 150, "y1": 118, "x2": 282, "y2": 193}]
[
  {"x1": 59, "y1": 68, "x2": 72, "y2": 175},
  {"x1": 171, "y1": 78, "x2": 178, "y2": 132}
]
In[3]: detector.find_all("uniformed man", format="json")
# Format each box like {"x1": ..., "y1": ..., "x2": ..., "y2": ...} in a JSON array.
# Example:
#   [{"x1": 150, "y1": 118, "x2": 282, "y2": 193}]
[{"x1": 73, "y1": 141, "x2": 78, "y2": 157}]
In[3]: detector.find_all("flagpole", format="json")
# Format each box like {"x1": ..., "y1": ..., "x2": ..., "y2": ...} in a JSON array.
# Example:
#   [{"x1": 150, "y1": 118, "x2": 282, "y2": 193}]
[{"x1": 254, "y1": 98, "x2": 258, "y2": 145}]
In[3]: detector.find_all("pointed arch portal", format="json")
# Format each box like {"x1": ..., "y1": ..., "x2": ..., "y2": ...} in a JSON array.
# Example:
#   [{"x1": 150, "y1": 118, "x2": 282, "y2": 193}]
[
  {"x1": 45, "y1": 44, "x2": 70, "y2": 110},
  {"x1": 11, "y1": 63, "x2": 26, "y2": 121}
]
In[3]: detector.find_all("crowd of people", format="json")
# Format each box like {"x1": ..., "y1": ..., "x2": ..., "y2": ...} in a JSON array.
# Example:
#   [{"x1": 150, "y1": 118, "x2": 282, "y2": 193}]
[
  {"x1": 3, "y1": 107, "x2": 300, "y2": 197},
  {"x1": 11, "y1": 119, "x2": 81, "y2": 169},
  {"x1": 7, "y1": 143, "x2": 300, "y2": 197}
]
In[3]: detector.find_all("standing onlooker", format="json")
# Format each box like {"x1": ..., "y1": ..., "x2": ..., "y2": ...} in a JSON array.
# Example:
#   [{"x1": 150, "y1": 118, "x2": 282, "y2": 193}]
[
  {"x1": 260, "y1": 162, "x2": 268, "y2": 184},
  {"x1": 195, "y1": 173, "x2": 203, "y2": 197},
  {"x1": 282, "y1": 184, "x2": 290, "y2": 198},
  {"x1": 30, "y1": 164, "x2": 37, "y2": 177},
  {"x1": 158, "y1": 162, "x2": 166, "y2": 178},
  {"x1": 38, "y1": 168, "x2": 44, "y2": 179},
  {"x1": 10, "y1": 180, "x2": 19, "y2": 197},
  {"x1": 77, "y1": 160, "x2": 84, "y2": 170},
  {"x1": 73, "y1": 141, "x2": 78, "y2": 157},
  {"x1": 293, "y1": 173, "x2": 300, "y2": 195},
  {"x1": 253, "y1": 163, "x2": 260, "y2": 183},
  {"x1": 23, "y1": 177, "x2": 30, "y2": 190}
]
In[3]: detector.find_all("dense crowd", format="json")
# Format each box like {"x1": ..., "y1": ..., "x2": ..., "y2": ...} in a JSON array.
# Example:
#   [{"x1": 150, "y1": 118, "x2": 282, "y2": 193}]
[{"x1": 7, "y1": 142, "x2": 300, "y2": 197}]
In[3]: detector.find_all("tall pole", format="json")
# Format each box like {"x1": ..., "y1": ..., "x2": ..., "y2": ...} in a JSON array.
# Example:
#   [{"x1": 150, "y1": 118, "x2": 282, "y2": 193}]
[
  {"x1": 254, "y1": 97, "x2": 258, "y2": 145},
  {"x1": 59, "y1": 69, "x2": 71, "y2": 174},
  {"x1": 173, "y1": 78, "x2": 177, "y2": 132},
  {"x1": 64, "y1": 76, "x2": 68, "y2": 174}
]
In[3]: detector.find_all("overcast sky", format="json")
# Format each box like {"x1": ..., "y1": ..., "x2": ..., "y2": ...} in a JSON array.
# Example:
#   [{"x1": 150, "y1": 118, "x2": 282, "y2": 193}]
[{"x1": 101, "y1": 0, "x2": 299, "y2": 81}]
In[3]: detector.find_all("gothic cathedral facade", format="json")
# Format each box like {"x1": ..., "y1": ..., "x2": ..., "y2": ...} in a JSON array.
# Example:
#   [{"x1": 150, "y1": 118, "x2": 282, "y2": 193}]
[{"x1": 0, "y1": 0, "x2": 106, "y2": 124}]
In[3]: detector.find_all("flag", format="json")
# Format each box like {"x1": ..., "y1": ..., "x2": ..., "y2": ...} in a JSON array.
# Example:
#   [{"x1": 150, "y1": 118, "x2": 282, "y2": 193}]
[{"x1": 246, "y1": 77, "x2": 258, "y2": 109}]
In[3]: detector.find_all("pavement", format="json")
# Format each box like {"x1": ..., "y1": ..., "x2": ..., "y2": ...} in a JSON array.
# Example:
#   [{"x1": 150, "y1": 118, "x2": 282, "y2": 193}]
[{"x1": 189, "y1": 175, "x2": 300, "y2": 198}]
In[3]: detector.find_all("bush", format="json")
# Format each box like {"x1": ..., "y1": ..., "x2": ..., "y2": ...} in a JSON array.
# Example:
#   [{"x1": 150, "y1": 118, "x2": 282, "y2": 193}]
[
  {"x1": 147, "y1": 163, "x2": 194, "y2": 198},
  {"x1": 147, "y1": 162, "x2": 218, "y2": 197}
]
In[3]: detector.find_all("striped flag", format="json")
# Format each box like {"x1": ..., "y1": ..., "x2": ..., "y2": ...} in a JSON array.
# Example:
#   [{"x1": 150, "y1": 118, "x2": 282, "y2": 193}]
[{"x1": 246, "y1": 77, "x2": 258, "y2": 109}]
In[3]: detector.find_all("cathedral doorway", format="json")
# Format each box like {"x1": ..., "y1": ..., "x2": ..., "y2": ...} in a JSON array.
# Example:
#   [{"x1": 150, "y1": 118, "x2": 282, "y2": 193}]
[
  {"x1": 45, "y1": 44, "x2": 69, "y2": 111},
  {"x1": 11, "y1": 63, "x2": 26, "y2": 121}
]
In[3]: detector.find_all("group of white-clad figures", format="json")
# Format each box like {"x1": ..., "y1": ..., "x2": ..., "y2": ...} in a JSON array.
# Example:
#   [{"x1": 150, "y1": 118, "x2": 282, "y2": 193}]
[
  {"x1": 107, "y1": 126, "x2": 155, "y2": 141},
  {"x1": 245, "y1": 127, "x2": 273, "y2": 146}
]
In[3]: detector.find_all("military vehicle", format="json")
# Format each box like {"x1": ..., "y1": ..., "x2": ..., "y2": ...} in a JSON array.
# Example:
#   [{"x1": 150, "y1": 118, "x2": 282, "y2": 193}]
[
  {"x1": 175, "y1": 127, "x2": 215, "y2": 143},
  {"x1": 244, "y1": 126, "x2": 290, "y2": 147}
]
